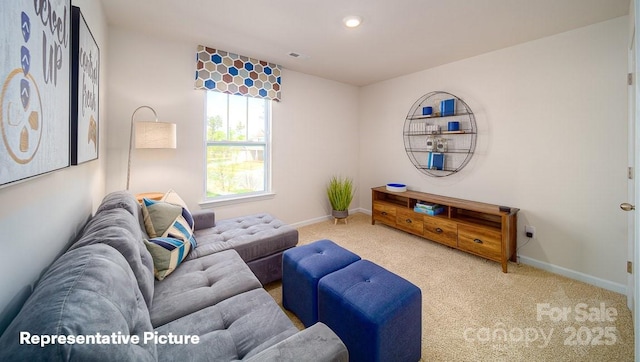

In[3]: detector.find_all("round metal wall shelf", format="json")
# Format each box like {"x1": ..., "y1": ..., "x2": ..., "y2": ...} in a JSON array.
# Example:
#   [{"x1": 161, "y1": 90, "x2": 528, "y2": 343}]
[{"x1": 403, "y1": 91, "x2": 477, "y2": 177}]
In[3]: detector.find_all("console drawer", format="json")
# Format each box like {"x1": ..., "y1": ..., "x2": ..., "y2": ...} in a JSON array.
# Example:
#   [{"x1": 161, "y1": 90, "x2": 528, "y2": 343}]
[
  {"x1": 423, "y1": 217, "x2": 457, "y2": 247},
  {"x1": 396, "y1": 208, "x2": 423, "y2": 235},
  {"x1": 373, "y1": 202, "x2": 396, "y2": 225},
  {"x1": 457, "y1": 224, "x2": 502, "y2": 261}
]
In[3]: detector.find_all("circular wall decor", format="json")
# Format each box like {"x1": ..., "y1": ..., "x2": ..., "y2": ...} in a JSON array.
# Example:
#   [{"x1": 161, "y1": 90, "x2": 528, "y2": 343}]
[{"x1": 403, "y1": 91, "x2": 476, "y2": 177}]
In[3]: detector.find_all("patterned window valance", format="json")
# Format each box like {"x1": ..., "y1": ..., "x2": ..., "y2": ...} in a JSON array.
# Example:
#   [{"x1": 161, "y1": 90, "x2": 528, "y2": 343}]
[{"x1": 195, "y1": 45, "x2": 281, "y2": 101}]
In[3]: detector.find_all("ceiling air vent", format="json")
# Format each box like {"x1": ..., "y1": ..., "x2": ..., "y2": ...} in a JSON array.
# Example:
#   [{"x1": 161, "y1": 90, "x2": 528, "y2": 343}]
[{"x1": 287, "y1": 51, "x2": 309, "y2": 60}]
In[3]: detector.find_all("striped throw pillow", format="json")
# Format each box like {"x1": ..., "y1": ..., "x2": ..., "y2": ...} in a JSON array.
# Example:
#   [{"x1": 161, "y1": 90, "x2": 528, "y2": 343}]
[{"x1": 141, "y1": 198, "x2": 197, "y2": 280}]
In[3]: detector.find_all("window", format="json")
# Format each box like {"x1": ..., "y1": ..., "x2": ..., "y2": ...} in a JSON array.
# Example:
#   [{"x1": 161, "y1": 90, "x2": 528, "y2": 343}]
[{"x1": 205, "y1": 91, "x2": 271, "y2": 201}]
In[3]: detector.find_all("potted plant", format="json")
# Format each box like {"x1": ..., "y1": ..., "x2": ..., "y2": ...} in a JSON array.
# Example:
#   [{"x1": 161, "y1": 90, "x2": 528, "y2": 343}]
[{"x1": 327, "y1": 176, "x2": 355, "y2": 221}]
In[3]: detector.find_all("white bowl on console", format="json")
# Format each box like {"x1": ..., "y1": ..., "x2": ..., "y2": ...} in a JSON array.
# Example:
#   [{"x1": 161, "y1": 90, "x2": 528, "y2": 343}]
[{"x1": 386, "y1": 183, "x2": 407, "y2": 192}]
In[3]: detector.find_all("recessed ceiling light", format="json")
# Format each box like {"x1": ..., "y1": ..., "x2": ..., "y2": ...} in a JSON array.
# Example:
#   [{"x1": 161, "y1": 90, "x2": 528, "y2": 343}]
[{"x1": 343, "y1": 16, "x2": 362, "y2": 28}]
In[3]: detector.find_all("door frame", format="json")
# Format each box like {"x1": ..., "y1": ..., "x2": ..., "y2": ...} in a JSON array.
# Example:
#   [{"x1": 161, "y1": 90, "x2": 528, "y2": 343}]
[{"x1": 631, "y1": 1, "x2": 640, "y2": 360}]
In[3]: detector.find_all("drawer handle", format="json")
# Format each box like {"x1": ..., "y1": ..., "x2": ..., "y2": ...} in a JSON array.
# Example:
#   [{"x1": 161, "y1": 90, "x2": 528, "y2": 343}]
[
  {"x1": 406, "y1": 219, "x2": 412, "y2": 224},
  {"x1": 381, "y1": 211, "x2": 387, "y2": 216},
  {"x1": 435, "y1": 228, "x2": 443, "y2": 234},
  {"x1": 474, "y1": 238, "x2": 483, "y2": 244}
]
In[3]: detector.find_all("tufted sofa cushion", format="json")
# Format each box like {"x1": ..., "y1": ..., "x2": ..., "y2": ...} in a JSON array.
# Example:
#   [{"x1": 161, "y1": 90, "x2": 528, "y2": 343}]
[
  {"x1": 0, "y1": 244, "x2": 156, "y2": 361},
  {"x1": 149, "y1": 249, "x2": 262, "y2": 327},
  {"x1": 155, "y1": 288, "x2": 299, "y2": 361},
  {"x1": 70, "y1": 207, "x2": 156, "y2": 309},
  {"x1": 189, "y1": 213, "x2": 298, "y2": 263},
  {"x1": 244, "y1": 323, "x2": 349, "y2": 362}
]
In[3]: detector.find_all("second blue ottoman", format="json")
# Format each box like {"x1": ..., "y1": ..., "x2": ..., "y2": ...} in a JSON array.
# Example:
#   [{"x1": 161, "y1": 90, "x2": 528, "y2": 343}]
[
  {"x1": 282, "y1": 239, "x2": 361, "y2": 327},
  {"x1": 318, "y1": 260, "x2": 422, "y2": 362}
]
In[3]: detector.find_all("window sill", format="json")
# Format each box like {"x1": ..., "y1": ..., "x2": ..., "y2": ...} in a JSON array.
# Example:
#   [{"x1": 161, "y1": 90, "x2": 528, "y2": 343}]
[{"x1": 199, "y1": 192, "x2": 276, "y2": 208}]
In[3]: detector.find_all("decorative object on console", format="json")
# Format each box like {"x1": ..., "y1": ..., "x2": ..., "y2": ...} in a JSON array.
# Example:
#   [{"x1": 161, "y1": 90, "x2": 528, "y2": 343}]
[
  {"x1": 327, "y1": 175, "x2": 355, "y2": 224},
  {"x1": 126, "y1": 105, "x2": 177, "y2": 190},
  {"x1": 414, "y1": 201, "x2": 444, "y2": 216},
  {"x1": 70, "y1": 6, "x2": 99, "y2": 165},
  {"x1": 385, "y1": 183, "x2": 407, "y2": 192}
]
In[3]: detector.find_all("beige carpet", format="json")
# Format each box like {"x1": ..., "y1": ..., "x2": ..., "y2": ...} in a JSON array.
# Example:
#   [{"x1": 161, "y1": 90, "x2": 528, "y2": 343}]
[{"x1": 265, "y1": 213, "x2": 634, "y2": 361}]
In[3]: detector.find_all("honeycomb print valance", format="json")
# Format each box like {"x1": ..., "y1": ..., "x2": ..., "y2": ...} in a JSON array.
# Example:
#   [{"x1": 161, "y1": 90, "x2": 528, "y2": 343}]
[{"x1": 195, "y1": 45, "x2": 281, "y2": 101}]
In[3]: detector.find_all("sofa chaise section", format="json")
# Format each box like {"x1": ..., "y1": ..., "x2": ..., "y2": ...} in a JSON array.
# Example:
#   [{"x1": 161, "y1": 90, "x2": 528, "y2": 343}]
[{"x1": 190, "y1": 211, "x2": 299, "y2": 285}]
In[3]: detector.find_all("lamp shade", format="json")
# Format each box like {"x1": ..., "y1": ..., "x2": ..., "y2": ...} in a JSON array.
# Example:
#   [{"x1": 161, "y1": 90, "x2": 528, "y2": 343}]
[{"x1": 135, "y1": 121, "x2": 177, "y2": 149}]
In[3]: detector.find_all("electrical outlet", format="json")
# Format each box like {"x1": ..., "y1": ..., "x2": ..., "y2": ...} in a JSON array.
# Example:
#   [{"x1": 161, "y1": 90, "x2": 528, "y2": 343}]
[{"x1": 525, "y1": 225, "x2": 536, "y2": 238}]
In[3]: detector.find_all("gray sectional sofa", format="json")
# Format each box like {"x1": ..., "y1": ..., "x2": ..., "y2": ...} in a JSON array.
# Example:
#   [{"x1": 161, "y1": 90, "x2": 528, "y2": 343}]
[{"x1": 0, "y1": 191, "x2": 347, "y2": 361}]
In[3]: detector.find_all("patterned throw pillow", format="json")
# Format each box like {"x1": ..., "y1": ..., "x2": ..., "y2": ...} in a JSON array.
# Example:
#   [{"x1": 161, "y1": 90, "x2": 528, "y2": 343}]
[
  {"x1": 144, "y1": 237, "x2": 191, "y2": 280},
  {"x1": 162, "y1": 189, "x2": 190, "y2": 212},
  {"x1": 160, "y1": 189, "x2": 194, "y2": 232},
  {"x1": 141, "y1": 198, "x2": 197, "y2": 280}
]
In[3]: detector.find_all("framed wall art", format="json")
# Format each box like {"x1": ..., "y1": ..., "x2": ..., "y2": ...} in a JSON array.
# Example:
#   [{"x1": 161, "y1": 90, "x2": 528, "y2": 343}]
[
  {"x1": 70, "y1": 6, "x2": 99, "y2": 165},
  {"x1": 0, "y1": 0, "x2": 71, "y2": 186}
]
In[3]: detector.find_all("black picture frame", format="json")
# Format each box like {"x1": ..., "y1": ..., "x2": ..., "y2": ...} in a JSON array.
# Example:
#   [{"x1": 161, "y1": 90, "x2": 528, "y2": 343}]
[{"x1": 70, "y1": 6, "x2": 99, "y2": 165}]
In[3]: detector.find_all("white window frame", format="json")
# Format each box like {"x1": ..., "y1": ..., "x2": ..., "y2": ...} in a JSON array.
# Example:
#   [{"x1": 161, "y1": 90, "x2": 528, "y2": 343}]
[{"x1": 201, "y1": 92, "x2": 273, "y2": 206}]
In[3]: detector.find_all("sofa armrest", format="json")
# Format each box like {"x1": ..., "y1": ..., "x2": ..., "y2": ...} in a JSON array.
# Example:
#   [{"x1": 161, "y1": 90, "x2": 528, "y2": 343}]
[
  {"x1": 192, "y1": 209, "x2": 215, "y2": 230},
  {"x1": 245, "y1": 323, "x2": 348, "y2": 362}
]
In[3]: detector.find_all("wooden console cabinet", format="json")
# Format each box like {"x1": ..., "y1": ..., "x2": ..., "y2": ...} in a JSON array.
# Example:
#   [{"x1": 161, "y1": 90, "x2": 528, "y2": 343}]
[{"x1": 371, "y1": 186, "x2": 519, "y2": 272}]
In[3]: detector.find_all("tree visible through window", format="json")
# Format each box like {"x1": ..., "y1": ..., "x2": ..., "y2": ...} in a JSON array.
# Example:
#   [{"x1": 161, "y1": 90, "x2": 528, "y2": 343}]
[{"x1": 205, "y1": 92, "x2": 270, "y2": 200}]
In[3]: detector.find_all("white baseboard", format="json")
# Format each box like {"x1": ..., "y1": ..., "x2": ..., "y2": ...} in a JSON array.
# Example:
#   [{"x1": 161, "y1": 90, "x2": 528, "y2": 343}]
[
  {"x1": 518, "y1": 255, "x2": 627, "y2": 295},
  {"x1": 290, "y1": 215, "x2": 332, "y2": 228},
  {"x1": 290, "y1": 208, "x2": 370, "y2": 228},
  {"x1": 354, "y1": 207, "x2": 371, "y2": 215}
]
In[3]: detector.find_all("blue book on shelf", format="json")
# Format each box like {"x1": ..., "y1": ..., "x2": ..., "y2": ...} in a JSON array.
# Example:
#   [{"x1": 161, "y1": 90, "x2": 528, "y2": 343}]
[
  {"x1": 414, "y1": 206, "x2": 444, "y2": 216},
  {"x1": 427, "y1": 152, "x2": 445, "y2": 170},
  {"x1": 440, "y1": 99, "x2": 455, "y2": 116},
  {"x1": 426, "y1": 207, "x2": 444, "y2": 216},
  {"x1": 416, "y1": 202, "x2": 440, "y2": 210}
]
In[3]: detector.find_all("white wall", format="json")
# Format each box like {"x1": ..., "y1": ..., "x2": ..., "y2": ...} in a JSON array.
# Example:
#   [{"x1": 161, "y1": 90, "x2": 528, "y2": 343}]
[
  {"x1": 359, "y1": 17, "x2": 629, "y2": 288},
  {"x1": 0, "y1": 0, "x2": 108, "y2": 324},
  {"x1": 106, "y1": 28, "x2": 360, "y2": 223}
]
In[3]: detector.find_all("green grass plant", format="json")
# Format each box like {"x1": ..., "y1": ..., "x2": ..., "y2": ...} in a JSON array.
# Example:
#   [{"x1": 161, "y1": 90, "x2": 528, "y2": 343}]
[{"x1": 326, "y1": 176, "x2": 355, "y2": 211}]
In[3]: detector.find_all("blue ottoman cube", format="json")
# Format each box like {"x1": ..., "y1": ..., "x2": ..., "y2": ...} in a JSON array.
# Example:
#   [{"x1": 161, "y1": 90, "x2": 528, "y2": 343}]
[
  {"x1": 318, "y1": 260, "x2": 422, "y2": 362},
  {"x1": 282, "y1": 239, "x2": 361, "y2": 327}
]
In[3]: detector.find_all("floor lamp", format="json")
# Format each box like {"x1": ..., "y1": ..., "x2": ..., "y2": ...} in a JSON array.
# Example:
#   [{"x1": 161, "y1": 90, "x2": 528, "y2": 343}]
[{"x1": 126, "y1": 106, "x2": 177, "y2": 190}]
